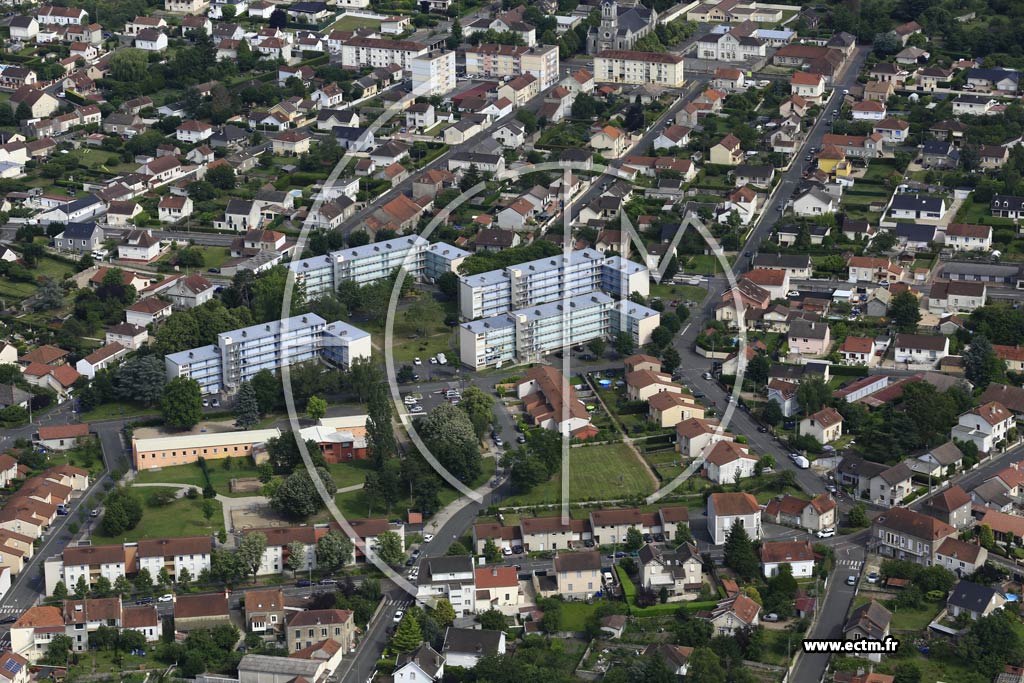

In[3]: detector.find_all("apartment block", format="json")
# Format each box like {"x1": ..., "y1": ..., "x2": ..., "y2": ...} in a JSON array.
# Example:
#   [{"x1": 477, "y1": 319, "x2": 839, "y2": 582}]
[
  {"x1": 411, "y1": 50, "x2": 457, "y2": 97},
  {"x1": 164, "y1": 314, "x2": 371, "y2": 395},
  {"x1": 335, "y1": 37, "x2": 429, "y2": 70},
  {"x1": 43, "y1": 536, "x2": 212, "y2": 595},
  {"x1": 464, "y1": 44, "x2": 560, "y2": 88},
  {"x1": 594, "y1": 50, "x2": 685, "y2": 87},
  {"x1": 460, "y1": 292, "x2": 660, "y2": 369},
  {"x1": 288, "y1": 235, "x2": 469, "y2": 299},
  {"x1": 458, "y1": 248, "x2": 649, "y2": 320}
]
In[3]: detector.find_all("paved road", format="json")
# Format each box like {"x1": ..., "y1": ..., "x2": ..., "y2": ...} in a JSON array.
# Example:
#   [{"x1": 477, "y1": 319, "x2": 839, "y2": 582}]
[{"x1": 791, "y1": 536, "x2": 866, "y2": 683}]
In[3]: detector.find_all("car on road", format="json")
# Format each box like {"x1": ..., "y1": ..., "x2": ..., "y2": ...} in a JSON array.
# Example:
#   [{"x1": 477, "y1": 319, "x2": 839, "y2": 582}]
[
  {"x1": 816, "y1": 528, "x2": 836, "y2": 538},
  {"x1": 493, "y1": 436, "x2": 504, "y2": 447},
  {"x1": 516, "y1": 435, "x2": 526, "y2": 443},
  {"x1": 295, "y1": 580, "x2": 312, "y2": 587},
  {"x1": 135, "y1": 597, "x2": 154, "y2": 605},
  {"x1": 842, "y1": 89, "x2": 849, "y2": 95},
  {"x1": 406, "y1": 557, "x2": 416, "y2": 566},
  {"x1": 846, "y1": 575, "x2": 857, "y2": 586},
  {"x1": 763, "y1": 613, "x2": 780, "y2": 622},
  {"x1": 410, "y1": 405, "x2": 424, "y2": 414},
  {"x1": 776, "y1": 203, "x2": 784, "y2": 211},
  {"x1": 422, "y1": 533, "x2": 434, "y2": 543},
  {"x1": 866, "y1": 572, "x2": 880, "y2": 584},
  {"x1": 692, "y1": 390, "x2": 705, "y2": 399},
  {"x1": 702, "y1": 371, "x2": 712, "y2": 380},
  {"x1": 158, "y1": 594, "x2": 174, "y2": 603},
  {"x1": 758, "y1": 426, "x2": 768, "y2": 433},
  {"x1": 805, "y1": 154, "x2": 812, "y2": 161},
  {"x1": 0, "y1": 616, "x2": 17, "y2": 624},
  {"x1": 90, "y1": 509, "x2": 100, "y2": 518},
  {"x1": 393, "y1": 609, "x2": 405, "y2": 624},
  {"x1": 826, "y1": 485, "x2": 837, "y2": 494}
]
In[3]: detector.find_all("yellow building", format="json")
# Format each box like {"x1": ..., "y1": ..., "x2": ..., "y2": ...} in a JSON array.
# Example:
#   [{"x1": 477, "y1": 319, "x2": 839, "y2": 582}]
[{"x1": 132, "y1": 428, "x2": 281, "y2": 470}]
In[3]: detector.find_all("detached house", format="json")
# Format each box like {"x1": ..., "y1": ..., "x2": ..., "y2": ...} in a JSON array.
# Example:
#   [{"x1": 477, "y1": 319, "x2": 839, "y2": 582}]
[
  {"x1": 951, "y1": 401, "x2": 1014, "y2": 453},
  {"x1": 710, "y1": 133, "x2": 743, "y2": 166},
  {"x1": 800, "y1": 407, "x2": 843, "y2": 444},
  {"x1": 707, "y1": 492, "x2": 761, "y2": 545},
  {"x1": 790, "y1": 72, "x2": 825, "y2": 102},
  {"x1": 871, "y1": 507, "x2": 956, "y2": 566},
  {"x1": 894, "y1": 333, "x2": 948, "y2": 366},
  {"x1": 761, "y1": 540, "x2": 815, "y2": 578},
  {"x1": 638, "y1": 542, "x2": 703, "y2": 599},
  {"x1": 945, "y1": 223, "x2": 992, "y2": 251},
  {"x1": 763, "y1": 494, "x2": 836, "y2": 532}
]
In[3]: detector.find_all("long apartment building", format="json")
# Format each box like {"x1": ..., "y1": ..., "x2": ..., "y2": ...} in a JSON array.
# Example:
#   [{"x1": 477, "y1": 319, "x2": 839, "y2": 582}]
[
  {"x1": 335, "y1": 36, "x2": 430, "y2": 71},
  {"x1": 43, "y1": 536, "x2": 213, "y2": 596},
  {"x1": 594, "y1": 50, "x2": 686, "y2": 87},
  {"x1": 459, "y1": 291, "x2": 660, "y2": 369},
  {"x1": 241, "y1": 520, "x2": 405, "y2": 575},
  {"x1": 164, "y1": 314, "x2": 371, "y2": 395},
  {"x1": 472, "y1": 505, "x2": 689, "y2": 552},
  {"x1": 131, "y1": 427, "x2": 281, "y2": 470},
  {"x1": 12, "y1": 598, "x2": 161, "y2": 662},
  {"x1": 464, "y1": 43, "x2": 560, "y2": 89},
  {"x1": 288, "y1": 235, "x2": 469, "y2": 299},
  {"x1": 458, "y1": 248, "x2": 649, "y2": 320}
]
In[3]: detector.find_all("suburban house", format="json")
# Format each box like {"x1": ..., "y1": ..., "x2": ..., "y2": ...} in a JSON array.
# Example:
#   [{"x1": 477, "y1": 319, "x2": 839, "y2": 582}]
[
  {"x1": 893, "y1": 333, "x2": 949, "y2": 366},
  {"x1": 950, "y1": 401, "x2": 1014, "y2": 453},
  {"x1": 760, "y1": 540, "x2": 815, "y2": 578},
  {"x1": 946, "y1": 581, "x2": 1006, "y2": 620},
  {"x1": 703, "y1": 441, "x2": 757, "y2": 484},
  {"x1": 871, "y1": 508, "x2": 956, "y2": 565},
  {"x1": 637, "y1": 542, "x2": 703, "y2": 600},
  {"x1": 707, "y1": 492, "x2": 762, "y2": 545},
  {"x1": 762, "y1": 494, "x2": 836, "y2": 532},
  {"x1": 709, "y1": 593, "x2": 760, "y2": 635},
  {"x1": 843, "y1": 600, "x2": 892, "y2": 662},
  {"x1": 553, "y1": 551, "x2": 602, "y2": 599},
  {"x1": 799, "y1": 407, "x2": 843, "y2": 444}
]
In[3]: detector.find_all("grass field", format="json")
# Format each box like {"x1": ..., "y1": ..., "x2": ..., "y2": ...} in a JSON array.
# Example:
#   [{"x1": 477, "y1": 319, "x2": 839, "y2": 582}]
[
  {"x1": 649, "y1": 283, "x2": 708, "y2": 304},
  {"x1": 0, "y1": 256, "x2": 76, "y2": 301},
  {"x1": 80, "y1": 402, "x2": 158, "y2": 422},
  {"x1": 90, "y1": 487, "x2": 223, "y2": 544},
  {"x1": 331, "y1": 15, "x2": 381, "y2": 31},
  {"x1": 326, "y1": 460, "x2": 374, "y2": 489},
  {"x1": 683, "y1": 254, "x2": 730, "y2": 275},
  {"x1": 134, "y1": 457, "x2": 262, "y2": 497},
  {"x1": 502, "y1": 443, "x2": 654, "y2": 506},
  {"x1": 559, "y1": 601, "x2": 598, "y2": 631},
  {"x1": 333, "y1": 457, "x2": 497, "y2": 519}
]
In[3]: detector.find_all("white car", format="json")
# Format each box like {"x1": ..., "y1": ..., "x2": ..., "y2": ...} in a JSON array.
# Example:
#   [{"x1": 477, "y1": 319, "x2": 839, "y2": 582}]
[
  {"x1": 502, "y1": 546, "x2": 513, "y2": 556},
  {"x1": 422, "y1": 533, "x2": 434, "y2": 543},
  {"x1": 816, "y1": 528, "x2": 836, "y2": 538},
  {"x1": 393, "y1": 609, "x2": 405, "y2": 624},
  {"x1": 202, "y1": 399, "x2": 209, "y2": 407},
  {"x1": 413, "y1": 357, "x2": 422, "y2": 365},
  {"x1": 211, "y1": 398, "x2": 220, "y2": 407},
  {"x1": 158, "y1": 594, "x2": 174, "y2": 603},
  {"x1": 403, "y1": 395, "x2": 418, "y2": 405},
  {"x1": 409, "y1": 405, "x2": 424, "y2": 414}
]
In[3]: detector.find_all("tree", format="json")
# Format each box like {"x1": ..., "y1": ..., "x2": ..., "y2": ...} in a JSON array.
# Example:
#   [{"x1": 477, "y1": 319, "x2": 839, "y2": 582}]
[
  {"x1": 588, "y1": 337, "x2": 607, "y2": 358},
  {"x1": 236, "y1": 532, "x2": 268, "y2": 582},
  {"x1": 447, "y1": 16, "x2": 462, "y2": 49},
  {"x1": 201, "y1": 498, "x2": 217, "y2": 524},
  {"x1": 613, "y1": 330, "x2": 634, "y2": 356},
  {"x1": 42, "y1": 635, "x2": 73, "y2": 666},
  {"x1": 964, "y1": 335, "x2": 1003, "y2": 389},
  {"x1": 178, "y1": 567, "x2": 192, "y2": 590},
  {"x1": 94, "y1": 576, "x2": 112, "y2": 598},
  {"x1": 624, "y1": 104, "x2": 644, "y2": 131},
  {"x1": 375, "y1": 530, "x2": 405, "y2": 566},
  {"x1": 651, "y1": 325, "x2": 673, "y2": 349},
  {"x1": 134, "y1": 568, "x2": 154, "y2": 595},
  {"x1": 53, "y1": 580, "x2": 69, "y2": 600},
  {"x1": 157, "y1": 567, "x2": 171, "y2": 589},
  {"x1": 33, "y1": 278, "x2": 65, "y2": 311},
  {"x1": 686, "y1": 648, "x2": 726, "y2": 683},
  {"x1": 748, "y1": 353, "x2": 770, "y2": 386},
  {"x1": 433, "y1": 598, "x2": 456, "y2": 628},
  {"x1": 848, "y1": 502, "x2": 868, "y2": 528},
  {"x1": 113, "y1": 576, "x2": 131, "y2": 597},
  {"x1": 458, "y1": 385, "x2": 495, "y2": 440},
  {"x1": 14, "y1": 101, "x2": 32, "y2": 123},
  {"x1": 796, "y1": 377, "x2": 830, "y2": 415},
  {"x1": 110, "y1": 49, "x2": 149, "y2": 81},
  {"x1": 306, "y1": 395, "x2": 327, "y2": 421},
  {"x1": 161, "y1": 377, "x2": 202, "y2": 430},
  {"x1": 419, "y1": 403, "x2": 482, "y2": 483},
  {"x1": 270, "y1": 467, "x2": 337, "y2": 519},
  {"x1": 893, "y1": 662, "x2": 922, "y2": 683},
  {"x1": 206, "y1": 164, "x2": 236, "y2": 190},
  {"x1": 284, "y1": 541, "x2": 306, "y2": 576},
  {"x1": 483, "y1": 538, "x2": 503, "y2": 564},
  {"x1": 234, "y1": 381, "x2": 260, "y2": 429},
  {"x1": 979, "y1": 523, "x2": 995, "y2": 550},
  {"x1": 661, "y1": 347, "x2": 681, "y2": 373},
  {"x1": 624, "y1": 527, "x2": 644, "y2": 552},
  {"x1": 316, "y1": 530, "x2": 354, "y2": 570},
  {"x1": 75, "y1": 575, "x2": 90, "y2": 598},
  {"x1": 723, "y1": 519, "x2": 758, "y2": 579},
  {"x1": 269, "y1": 8, "x2": 286, "y2": 28},
  {"x1": 762, "y1": 400, "x2": 783, "y2": 427},
  {"x1": 890, "y1": 291, "x2": 922, "y2": 333},
  {"x1": 391, "y1": 611, "x2": 422, "y2": 653},
  {"x1": 478, "y1": 609, "x2": 505, "y2": 631},
  {"x1": 116, "y1": 355, "x2": 167, "y2": 406},
  {"x1": 405, "y1": 295, "x2": 444, "y2": 336}
]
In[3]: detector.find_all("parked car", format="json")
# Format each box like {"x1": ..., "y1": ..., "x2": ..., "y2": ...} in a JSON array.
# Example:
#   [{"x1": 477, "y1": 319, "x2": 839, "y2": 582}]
[
  {"x1": 422, "y1": 533, "x2": 434, "y2": 543},
  {"x1": 393, "y1": 609, "x2": 405, "y2": 624},
  {"x1": 512, "y1": 545, "x2": 524, "y2": 554},
  {"x1": 157, "y1": 594, "x2": 174, "y2": 603},
  {"x1": 816, "y1": 528, "x2": 836, "y2": 538},
  {"x1": 295, "y1": 580, "x2": 312, "y2": 587},
  {"x1": 866, "y1": 572, "x2": 880, "y2": 584},
  {"x1": 763, "y1": 613, "x2": 780, "y2": 622},
  {"x1": 319, "y1": 578, "x2": 338, "y2": 585},
  {"x1": 846, "y1": 575, "x2": 857, "y2": 586},
  {"x1": 583, "y1": 539, "x2": 595, "y2": 547}
]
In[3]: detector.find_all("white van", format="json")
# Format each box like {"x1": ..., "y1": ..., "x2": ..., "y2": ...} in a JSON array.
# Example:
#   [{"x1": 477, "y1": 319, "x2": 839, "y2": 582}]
[
  {"x1": 793, "y1": 455, "x2": 810, "y2": 469},
  {"x1": 436, "y1": 353, "x2": 447, "y2": 365}
]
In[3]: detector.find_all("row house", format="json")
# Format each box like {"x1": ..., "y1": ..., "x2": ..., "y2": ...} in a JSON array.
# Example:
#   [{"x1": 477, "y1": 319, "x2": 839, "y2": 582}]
[{"x1": 871, "y1": 508, "x2": 956, "y2": 566}]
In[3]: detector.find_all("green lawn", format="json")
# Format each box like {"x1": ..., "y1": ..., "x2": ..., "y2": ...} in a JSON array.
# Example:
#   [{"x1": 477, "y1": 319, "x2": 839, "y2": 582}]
[
  {"x1": 649, "y1": 283, "x2": 708, "y2": 304},
  {"x1": 134, "y1": 457, "x2": 262, "y2": 497},
  {"x1": 559, "y1": 601, "x2": 598, "y2": 631},
  {"x1": 502, "y1": 443, "x2": 654, "y2": 506},
  {"x1": 326, "y1": 459, "x2": 374, "y2": 489},
  {"x1": 333, "y1": 457, "x2": 497, "y2": 519},
  {"x1": 683, "y1": 254, "x2": 730, "y2": 275},
  {"x1": 80, "y1": 402, "x2": 159, "y2": 422},
  {"x1": 330, "y1": 15, "x2": 381, "y2": 31},
  {"x1": 0, "y1": 256, "x2": 77, "y2": 300},
  {"x1": 90, "y1": 487, "x2": 223, "y2": 544}
]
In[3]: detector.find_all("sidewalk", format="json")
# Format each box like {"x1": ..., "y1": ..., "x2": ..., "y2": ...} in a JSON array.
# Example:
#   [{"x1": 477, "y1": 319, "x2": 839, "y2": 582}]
[{"x1": 424, "y1": 462, "x2": 500, "y2": 533}]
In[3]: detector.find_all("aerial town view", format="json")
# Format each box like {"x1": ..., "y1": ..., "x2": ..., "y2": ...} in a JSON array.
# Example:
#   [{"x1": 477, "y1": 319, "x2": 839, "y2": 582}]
[{"x1": 1, "y1": 0, "x2": 1024, "y2": 682}]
